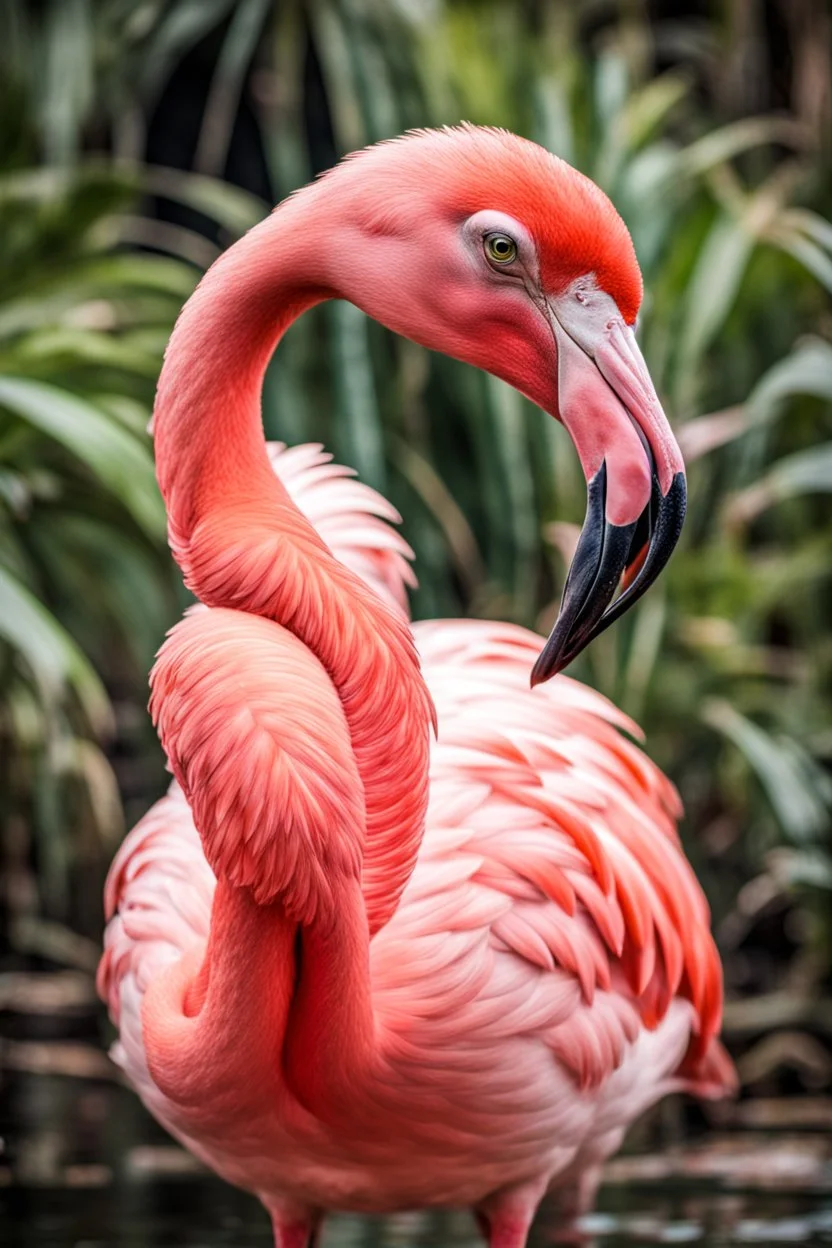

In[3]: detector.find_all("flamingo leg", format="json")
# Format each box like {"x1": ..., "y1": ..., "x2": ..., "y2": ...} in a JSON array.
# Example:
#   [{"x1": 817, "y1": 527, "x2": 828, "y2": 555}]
[
  {"x1": 269, "y1": 1205, "x2": 321, "y2": 1248},
  {"x1": 474, "y1": 1176, "x2": 547, "y2": 1248},
  {"x1": 271, "y1": 1221, "x2": 318, "y2": 1248},
  {"x1": 561, "y1": 1164, "x2": 603, "y2": 1223},
  {"x1": 477, "y1": 1211, "x2": 535, "y2": 1248}
]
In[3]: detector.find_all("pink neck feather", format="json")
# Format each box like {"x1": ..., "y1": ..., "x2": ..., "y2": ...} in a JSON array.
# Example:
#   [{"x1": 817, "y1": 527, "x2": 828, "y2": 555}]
[
  {"x1": 142, "y1": 877, "x2": 377, "y2": 1129},
  {"x1": 152, "y1": 190, "x2": 434, "y2": 935}
]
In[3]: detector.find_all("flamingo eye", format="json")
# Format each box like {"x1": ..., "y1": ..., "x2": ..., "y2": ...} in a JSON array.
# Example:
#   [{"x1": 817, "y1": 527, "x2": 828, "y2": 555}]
[{"x1": 484, "y1": 233, "x2": 517, "y2": 266}]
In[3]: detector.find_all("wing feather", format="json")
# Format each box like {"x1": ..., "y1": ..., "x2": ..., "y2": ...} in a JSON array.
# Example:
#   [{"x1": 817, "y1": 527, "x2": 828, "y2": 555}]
[
  {"x1": 371, "y1": 617, "x2": 730, "y2": 1096},
  {"x1": 101, "y1": 452, "x2": 732, "y2": 1131},
  {"x1": 97, "y1": 788, "x2": 212, "y2": 1029}
]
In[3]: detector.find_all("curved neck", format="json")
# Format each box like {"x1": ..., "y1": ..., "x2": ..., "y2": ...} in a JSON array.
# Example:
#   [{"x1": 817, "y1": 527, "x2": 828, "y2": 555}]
[
  {"x1": 282, "y1": 876, "x2": 377, "y2": 1124},
  {"x1": 144, "y1": 878, "x2": 377, "y2": 1127},
  {"x1": 154, "y1": 196, "x2": 330, "y2": 555},
  {"x1": 153, "y1": 191, "x2": 433, "y2": 935}
]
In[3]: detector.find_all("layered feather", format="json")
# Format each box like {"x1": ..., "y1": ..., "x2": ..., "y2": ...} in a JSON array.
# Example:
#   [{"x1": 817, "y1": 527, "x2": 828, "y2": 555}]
[
  {"x1": 265, "y1": 442, "x2": 415, "y2": 617},
  {"x1": 101, "y1": 445, "x2": 731, "y2": 1135}
]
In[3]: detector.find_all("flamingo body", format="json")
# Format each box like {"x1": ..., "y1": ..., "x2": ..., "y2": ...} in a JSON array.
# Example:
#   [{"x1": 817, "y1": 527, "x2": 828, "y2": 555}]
[{"x1": 99, "y1": 129, "x2": 735, "y2": 1247}]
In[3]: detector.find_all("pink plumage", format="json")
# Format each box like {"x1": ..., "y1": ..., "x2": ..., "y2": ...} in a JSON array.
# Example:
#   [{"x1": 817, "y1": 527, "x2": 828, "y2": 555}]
[{"x1": 99, "y1": 126, "x2": 735, "y2": 1248}]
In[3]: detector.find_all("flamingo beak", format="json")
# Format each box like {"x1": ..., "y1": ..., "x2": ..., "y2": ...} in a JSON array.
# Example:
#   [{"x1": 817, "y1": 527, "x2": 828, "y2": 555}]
[{"x1": 531, "y1": 295, "x2": 686, "y2": 686}]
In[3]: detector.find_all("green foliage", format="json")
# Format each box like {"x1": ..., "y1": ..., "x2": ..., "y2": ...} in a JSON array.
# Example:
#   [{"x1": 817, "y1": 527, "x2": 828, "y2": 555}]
[
  {"x1": 0, "y1": 0, "x2": 271, "y2": 926},
  {"x1": 0, "y1": 166, "x2": 183, "y2": 919}
]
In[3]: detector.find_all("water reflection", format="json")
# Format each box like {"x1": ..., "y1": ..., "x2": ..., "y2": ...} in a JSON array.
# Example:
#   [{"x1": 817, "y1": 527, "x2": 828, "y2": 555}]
[
  {"x1": 2, "y1": 1072, "x2": 831, "y2": 1246},
  {"x1": 3, "y1": 1181, "x2": 832, "y2": 1247}
]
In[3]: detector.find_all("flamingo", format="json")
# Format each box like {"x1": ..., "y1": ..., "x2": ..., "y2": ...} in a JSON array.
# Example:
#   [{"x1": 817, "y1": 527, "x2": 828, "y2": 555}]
[{"x1": 98, "y1": 126, "x2": 736, "y2": 1248}]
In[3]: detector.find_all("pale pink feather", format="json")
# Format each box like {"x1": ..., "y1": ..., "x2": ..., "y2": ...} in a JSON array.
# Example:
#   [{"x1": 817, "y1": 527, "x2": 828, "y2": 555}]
[
  {"x1": 265, "y1": 441, "x2": 416, "y2": 617},
  {"x1": 100, "y1": 446, "x2": 733, "y2": 1234}
]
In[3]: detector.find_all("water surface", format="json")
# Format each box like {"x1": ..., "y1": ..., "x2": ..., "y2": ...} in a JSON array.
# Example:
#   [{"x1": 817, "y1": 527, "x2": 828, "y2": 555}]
[{"x1": 2, "y1": 1052, "x2": 830, "y2": 1246}]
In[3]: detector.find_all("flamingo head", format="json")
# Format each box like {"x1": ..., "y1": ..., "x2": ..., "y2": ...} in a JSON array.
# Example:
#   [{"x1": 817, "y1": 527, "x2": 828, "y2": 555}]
[{"x1": 317, "y1": 125, "x2": 686, "y2": 681}]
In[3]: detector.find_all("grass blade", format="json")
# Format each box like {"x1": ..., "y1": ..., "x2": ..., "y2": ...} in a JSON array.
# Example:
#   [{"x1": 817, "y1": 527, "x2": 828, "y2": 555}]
[
  {"x1": 0, "y1": 376, "x2": 165, "y2": 539},
  {"x1": 702, "y1": 699, "x2": 830, "y2": 843},
  {"x1": 0, "y1": 564, "x2": 111, "y2": 733}
]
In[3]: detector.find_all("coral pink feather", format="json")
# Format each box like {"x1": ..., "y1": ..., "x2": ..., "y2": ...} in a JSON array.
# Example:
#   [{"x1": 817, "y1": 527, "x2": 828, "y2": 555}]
[{"x1": 99, "y1": 126, "x2": 735, "y2": 1248}]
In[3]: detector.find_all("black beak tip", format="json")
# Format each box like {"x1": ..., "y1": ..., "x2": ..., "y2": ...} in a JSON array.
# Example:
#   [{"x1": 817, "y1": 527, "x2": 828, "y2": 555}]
[
  {"x1": 530, "y1": 646, "x2": 559, "y2": 688},
  {"x1": 531, "y1": 468, "x2": 687, "y2": 687}
]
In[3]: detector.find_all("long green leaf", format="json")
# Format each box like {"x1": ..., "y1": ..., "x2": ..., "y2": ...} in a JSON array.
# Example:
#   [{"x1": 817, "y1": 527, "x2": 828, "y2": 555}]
[
  {"x1": 773, "y1": 230, "x2": 832, "y2": 295},
  {"x1": 328, "y1": 302, "x2": 386, "y2": 492},
  {"x1": 728, "y1": 442, "x2": 832, "y2": 523},
  {"x1": 621, "y1": 73, "x2": 690, "y2": 152},
  {"x1": 194, "y1": 0, "x2": 273, "y2": 176},
  {"x1": 679, "y1": 115, "x2": 805, "y2": 178},
  {"x1": 780, "y1": 208, "x2": 832, "y2": 253},
  {"x1": 675, "y1": 213, "x2": 754, "y2": 402},
  {"x1": 0, "y1": 564, "x2": 111, "y2": 733},
  {"x1": 138, "y1": 0, "x2": 238, "y2": 105},
  {"x1": 0, "y1": 376, "x2": 165, "y2": 539},
  {"x1": 40, "y1": 0, "x2": 94, "y2": 165},
  {"x1": 142, "y1": 166, "x2": 266, "y2": 234},
  {"x1": 702, "y1": 699, "x2": 830, "y2": 843},
  {"x1": 747, "y1": 338, "x2": 832, "y2": 422}
]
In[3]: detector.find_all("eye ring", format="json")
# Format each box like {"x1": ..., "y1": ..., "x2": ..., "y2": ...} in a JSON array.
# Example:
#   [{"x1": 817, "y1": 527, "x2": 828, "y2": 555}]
[{"x1": 484, "y1": 232, "x2": 517, "y2": 266}]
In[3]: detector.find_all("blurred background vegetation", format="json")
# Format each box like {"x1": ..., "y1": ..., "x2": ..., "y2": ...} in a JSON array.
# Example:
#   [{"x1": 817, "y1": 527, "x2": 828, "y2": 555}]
[{"x1": 1, "y1": 0, "x2": 830, "y2": 1120}]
